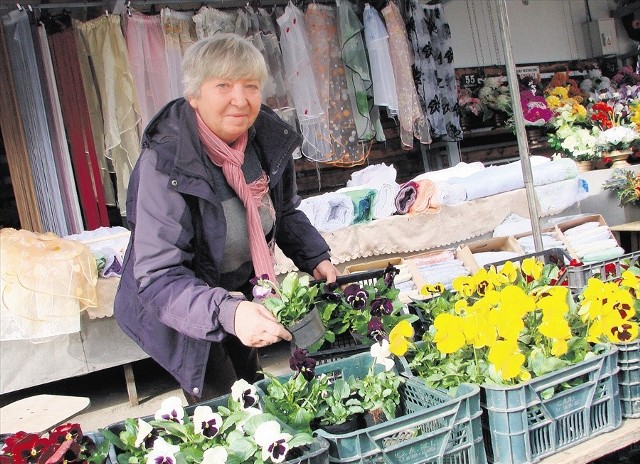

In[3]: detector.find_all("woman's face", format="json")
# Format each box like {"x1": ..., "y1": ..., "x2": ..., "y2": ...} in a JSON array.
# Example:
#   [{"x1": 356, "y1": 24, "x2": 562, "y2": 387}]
[{"x1": 188, "y1": 77, "x2": 262, "y2": 144}]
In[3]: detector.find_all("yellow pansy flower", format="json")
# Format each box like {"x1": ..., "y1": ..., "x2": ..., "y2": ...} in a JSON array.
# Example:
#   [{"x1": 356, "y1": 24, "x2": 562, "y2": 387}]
[
  {"x1": 499, "y1": 285, "x2": 536, "y2": 318},
  {"x1": 521, "y1": 257, "x2": 543, "y2": 281},
  {"x1": 538, "y1": 315, "x2": 571, "y2": 341},
  {"x1": 488, "y1": 340, "x2": 525, "y2": 380},
  {"x1": 550, "y1": 338, "x2": 569, "y2": 356},
  {"x1": 621, "y1": 270, "x2": 640, "y2": 292},
  {"x1": 489, "y1": 308, "x2": 524, "y2": 341},
  {"x1": 453, "y1": 275, "x2": 476, "y2": 297},
  {"x1": 463, "y1": 312, "x2": 497, "y2": 349},
  {"x1": 608, "y1": 321, "x2": 638, "y2": 343},
  {"x1": 389, "y1": 320, "x2": 414, "y2": 356},
  {"x1": 496, "y1": 261, "x2": 518, "y2": 284},
  {"x1": 433, "y1": 313, "x2": 466, "y2": 354}
]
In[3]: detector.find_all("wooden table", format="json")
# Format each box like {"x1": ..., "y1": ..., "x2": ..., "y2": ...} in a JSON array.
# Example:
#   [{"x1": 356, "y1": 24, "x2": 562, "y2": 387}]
[
  {"x1": 610, "y1": 221, "x2": 640, "y2": 253},
  {"x1": 538, "y1": 418, "x2": 640, "y2": 464}
]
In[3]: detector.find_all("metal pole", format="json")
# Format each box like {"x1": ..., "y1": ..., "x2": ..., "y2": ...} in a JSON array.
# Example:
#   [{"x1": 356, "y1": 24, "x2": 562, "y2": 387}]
[{"x1": 495, "y1": 0, "x2": 544, "y2": 252}]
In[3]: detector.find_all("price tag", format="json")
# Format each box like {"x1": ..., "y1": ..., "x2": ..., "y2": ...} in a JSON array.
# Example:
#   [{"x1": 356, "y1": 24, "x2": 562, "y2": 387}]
[{"x1": 460, "y1": 73, "x2": 480, "y2": 89}]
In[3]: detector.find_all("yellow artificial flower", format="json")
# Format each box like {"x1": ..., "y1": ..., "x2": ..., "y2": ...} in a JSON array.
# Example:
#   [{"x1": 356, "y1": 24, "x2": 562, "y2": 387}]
[
  {"x1": 573, "y1": 102, "x2": 587, "y2": 118},
  {"x1": 550, "y1": 86, "x2": 569, "y2": 99},
  {"x1": 545, "y1": 95, "x2": 561, "y2": 109},
  {"x1": 521, "y1": 257, "x2": 543, "y2": 281},
  {"x1": 432, "y1": 313, "x2": 466, "y2": 354},
  {"x1": 389, "y1": 320, "x2": 414, "y2": 356},
  {"x1": 488, "y1": 340, "x2": 525, "y2": 380}
]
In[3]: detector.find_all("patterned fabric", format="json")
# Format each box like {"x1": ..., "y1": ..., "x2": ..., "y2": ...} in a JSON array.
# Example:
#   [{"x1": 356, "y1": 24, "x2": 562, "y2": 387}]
[
  {"x1": 160, "y1": 8, "x2": 196, "y2": 99},
  {"x1": 277, "y1": 2, "x2": 331, "y2": 162},
  {"x1": 305, "y1": 2, "x2": 365, "y2": 166},
  {"x1": 337, "y1": 0, "x2": 384, "y2": 143},
  {"x1": 406, "y1": 0, "x2": 461, "y2": 141},
  {"x1": 382, "y1": 1, "x2": 431, "y2": 149},
  {"x1": 192, "y1": 6, "x2": 237, "y2": 39}
]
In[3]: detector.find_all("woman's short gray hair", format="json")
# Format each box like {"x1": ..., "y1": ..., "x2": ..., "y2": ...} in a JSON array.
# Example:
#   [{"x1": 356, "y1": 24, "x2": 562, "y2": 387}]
[{"x1": 182, "y1": 33, "x2": 268, "y2": 99}]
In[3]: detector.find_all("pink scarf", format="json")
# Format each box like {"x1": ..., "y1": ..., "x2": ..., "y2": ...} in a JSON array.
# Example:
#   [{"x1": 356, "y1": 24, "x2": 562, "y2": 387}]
[{"x1": 196, "y1": 113, "x2": 276, "y2": 282}]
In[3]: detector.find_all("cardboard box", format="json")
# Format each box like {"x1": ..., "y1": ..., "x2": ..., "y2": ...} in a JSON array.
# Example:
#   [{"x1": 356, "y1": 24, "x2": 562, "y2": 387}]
[
  {"x1": 456, "y1": 236, "x2": 525, "y2": 274},
  {"x1": 404, "y1": 248, "x2": 471, "y2": 297},
  {"x1": 343, "y1": 256, "x2": 404, "y2": 275},
  {"x1": 554, "y1": 214, "x2": 617, "y2": 259}
]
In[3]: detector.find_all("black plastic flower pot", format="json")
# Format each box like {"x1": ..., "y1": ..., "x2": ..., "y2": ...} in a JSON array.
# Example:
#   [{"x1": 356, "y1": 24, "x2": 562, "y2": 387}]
[{"x1": 287, "y1": 305, "x2": 325, "y2": 349}]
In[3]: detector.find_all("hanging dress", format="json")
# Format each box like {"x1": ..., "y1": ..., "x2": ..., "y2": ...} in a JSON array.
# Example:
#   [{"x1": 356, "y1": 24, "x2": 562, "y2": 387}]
[
  {"x1": 305, "y1": 2, "x2": 365, "y2": 166},
  {"x1": 192, "y1": 6, "x2": 237, "y2": 39},
  {"x1": 160, "y1": 8, "x2": 196, "y2": 99},
  {"x1": 406, "y1": 0, "x2": 461, "y2": 141},
  {"x1": 123, "y1": 11, "x2": 172, "y2": 130},
  {"x1": 337, "y1": 0, "x2": 384, "y2": 143},
  {"x1": 382, "y1": 1, "x2": 431, "y2": 149},
  {"x1": 277, "y1": 2, "x2": 332, "y2": 162},
  {"x1": 363, "y1": 3, "x2": 399, "y2": 117}
]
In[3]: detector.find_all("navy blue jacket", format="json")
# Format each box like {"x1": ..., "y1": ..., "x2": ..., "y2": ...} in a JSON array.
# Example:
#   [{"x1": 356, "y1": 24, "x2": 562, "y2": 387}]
[{"x1": 114, "y1": 99, "x2": 330, "y2": 395}]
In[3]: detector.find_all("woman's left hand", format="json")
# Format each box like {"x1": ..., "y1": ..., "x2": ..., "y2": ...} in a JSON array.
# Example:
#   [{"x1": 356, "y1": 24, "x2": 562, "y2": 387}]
[{"x1": 312, "y1": 260, "x2": 340, "y2": 284}]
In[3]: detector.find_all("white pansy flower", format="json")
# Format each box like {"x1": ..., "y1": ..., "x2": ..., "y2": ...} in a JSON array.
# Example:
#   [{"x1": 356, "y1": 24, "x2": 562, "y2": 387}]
[
  {"x1": 202, "y1": 446, "x2": 228, "y2": 464},
  {"x1": 254, "y1": 420, "x2": 292, "y2": 463},
  {"x1": 134, "y1": 419, "x2": 153, "y2": 448},
  {"x1": 154, "y1": 396, "x2": 185, "y2": 424},
  {"x1": 145, "y1": 437, "x2": 180, "y2": 464},
  {"x1": 193, "y1": 405, "x2": 223, "y2": 439},
  {"x1": 231, "y1": 379, "x2": 259, "y2": 409},
  {"x1": 370, "y1": 339, "x2": 394, "y2": 371}
]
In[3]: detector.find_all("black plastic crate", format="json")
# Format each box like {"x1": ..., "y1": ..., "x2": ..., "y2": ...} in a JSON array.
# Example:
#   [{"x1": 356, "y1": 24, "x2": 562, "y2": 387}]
[{"x1": 300, "y1": 269, "x2": 387, "y2": 364}]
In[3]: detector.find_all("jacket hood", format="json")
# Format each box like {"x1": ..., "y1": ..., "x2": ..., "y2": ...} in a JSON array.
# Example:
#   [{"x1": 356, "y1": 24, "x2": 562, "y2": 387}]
[{"x1": 142, "y1": 99, "x2": 302, "y2": 186}]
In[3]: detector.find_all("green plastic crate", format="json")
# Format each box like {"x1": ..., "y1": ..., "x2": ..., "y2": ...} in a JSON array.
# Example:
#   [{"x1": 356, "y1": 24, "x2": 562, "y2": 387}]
[
  {"x1": 617, "y1": 340, "x2": 640, "y2": 418},
  {"x1": 481, "y1": 347, "x2": 621, "y2": 464},
  {"x1": 257, "y1": 351, "x2": 486, "y2": 464},
  {"x1": 104, "y1": 394, "x2": 330, "y2": 464}
]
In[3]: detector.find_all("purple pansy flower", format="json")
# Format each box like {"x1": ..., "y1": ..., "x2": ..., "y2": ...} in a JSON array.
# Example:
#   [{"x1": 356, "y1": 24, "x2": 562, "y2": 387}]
[
  {"x1": 370, "y1": 297, "x2": 393, "y2": 317},
  {"x1": 289, "y1": 348, "x2": 317, "y2": 381},
  {"x1": 383, "y1": 264, "x2": 398, "y2": 288},
  {"x1": 367, "y1": 317, "x2": 385, "y2": 342},
  {"x1": 344, "y1": 284, "x2": 368, "y2": 309}
]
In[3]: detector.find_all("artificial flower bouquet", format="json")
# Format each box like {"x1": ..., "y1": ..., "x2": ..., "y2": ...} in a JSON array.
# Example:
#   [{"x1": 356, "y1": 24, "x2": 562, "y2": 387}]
[
  {"x1": 0, "y1": 423, "x2": 110, "y2": 464},
  {"x1": 100, "y1": 380, "x2": 316, "y2": 464},
  {"x1": 477, "y1": 76, "x2": 512, "y2": 121},
  {"x1": 603, "y1": 168, "x2": 640, "y2": 207}
]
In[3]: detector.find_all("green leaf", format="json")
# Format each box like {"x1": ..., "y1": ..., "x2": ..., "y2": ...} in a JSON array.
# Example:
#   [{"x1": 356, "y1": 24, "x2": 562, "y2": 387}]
[{"x1": 228, "y1": 437, "x2": 257, "y2": 462}]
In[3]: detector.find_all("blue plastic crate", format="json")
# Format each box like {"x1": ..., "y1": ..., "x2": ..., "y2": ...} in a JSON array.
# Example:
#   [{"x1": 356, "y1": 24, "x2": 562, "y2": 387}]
[
  {"x1": 103, "y1": 394, "x2": 330, "y2": 464},
  {"x1": 481, "y1": 347, "x2": 621, "y2": 464},
  {"x1": 257, "y1": 351, "x2": 486, "y2": 464},
  {"x1": 617, "y1": 340, "x2": 640, "y2": 418}
]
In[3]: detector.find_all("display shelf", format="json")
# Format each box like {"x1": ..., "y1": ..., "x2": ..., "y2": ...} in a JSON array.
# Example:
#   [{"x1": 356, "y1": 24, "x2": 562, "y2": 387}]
[{"x1": 537, "y1": 418, "x2": 640, "y2": 464}]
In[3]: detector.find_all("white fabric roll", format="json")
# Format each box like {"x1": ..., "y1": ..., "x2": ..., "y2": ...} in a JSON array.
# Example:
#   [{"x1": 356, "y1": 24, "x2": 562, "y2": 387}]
[
  {"x1": 313, "y1": 192, "x2": 355, "y2": 232},
  {"x1": 347, "y1": 162, "x2": 397, "y2": 187},
  {"x1": 572, "y1": 239, "x2": 619, "y2": 258},
  {"x1": 413, "y1": 161, "x2": 485, "y2": 183},
  {"x1": 436, "y1": 181, "x2": 467, "y2": 205}
]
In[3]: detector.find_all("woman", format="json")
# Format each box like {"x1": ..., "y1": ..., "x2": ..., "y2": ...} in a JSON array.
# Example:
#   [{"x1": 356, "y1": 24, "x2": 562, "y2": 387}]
[{"x1": 114, "y1": 34, "x2": 338, "y2": 404}]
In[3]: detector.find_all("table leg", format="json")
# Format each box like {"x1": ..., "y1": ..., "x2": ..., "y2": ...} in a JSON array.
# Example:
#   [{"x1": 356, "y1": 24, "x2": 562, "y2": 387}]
[{"x1": 123, "y1": 363, "x2": 139, "y2": 406}]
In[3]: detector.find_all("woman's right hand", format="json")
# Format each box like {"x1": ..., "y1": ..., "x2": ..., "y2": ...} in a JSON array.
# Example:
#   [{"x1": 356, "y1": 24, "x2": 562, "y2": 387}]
[{"x1": 234, "y1": 301, "x2": 292, "y2": 348}]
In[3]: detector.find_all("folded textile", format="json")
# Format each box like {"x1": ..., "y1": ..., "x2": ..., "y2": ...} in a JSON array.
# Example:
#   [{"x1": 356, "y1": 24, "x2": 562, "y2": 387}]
[
  {"x1": 347, "y1": 162, "x2": 397, "y2": 187},
  {"x1": 517, "y1": 233, "x2": 566, "y2": 254},
  {"x1": 448, "y1": 157, "x2": 576, "y2": 201},
  {"x1": 582, "y1": 246, "x2": 626, "y2": 264},
  {"x1": 409, "y1": 179, "x2": 441, "y2": 215},
  {"x1": 436, "y1": 181, "x2": 467, "y2": 205},
  {"x1": 563, "y1": 221, "x2": 601, "y2": 237},
  {"x1": 572, "y1": 238, "x2": 619, "y2": 258},
  {"x1": 473, "y1": 251, "x2": 522, "y2": 268},
  {"x1": 395, "y1": 181, "x2": 419, "y2": 214},
  {"x1": 567, "y1": 226, "x2": 612, "y2": 246},
  {"x1": 371, "y1": 182, "x2": 399, "y2": 218},
  {"x1": 313, "y1": 192, "x2": 355, "y2": 232},
  {"x1": 534, "y1": 177, "x2": 584, "y2": 217},
  {"x1": 413, "y1": 161, "x2": 485, "y2": 183},
  {"x1": 297, "y1": 198, "x2": 318, "y2": 226},
  {"x1": 340, "y1": 188, "x2": 377, "y2": 225}
]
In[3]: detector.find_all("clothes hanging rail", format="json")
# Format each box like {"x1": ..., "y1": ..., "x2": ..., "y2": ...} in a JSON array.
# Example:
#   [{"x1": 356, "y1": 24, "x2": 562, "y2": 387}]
[{"x1": 1, "y1": 2, "x2": 105, "y2": 11}]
